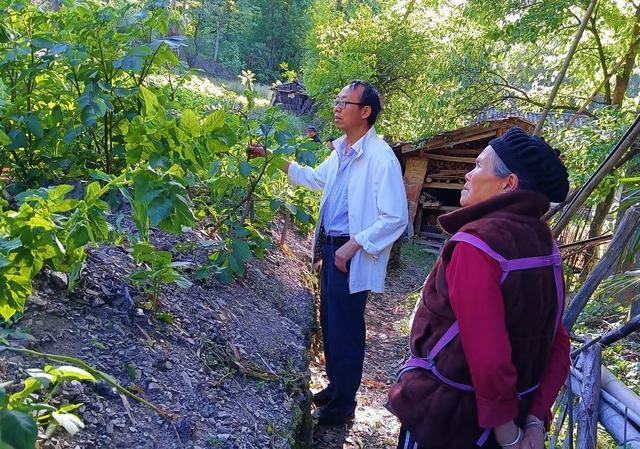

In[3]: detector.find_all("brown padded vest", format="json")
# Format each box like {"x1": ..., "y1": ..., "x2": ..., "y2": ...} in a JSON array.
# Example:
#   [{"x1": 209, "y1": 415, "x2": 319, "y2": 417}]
[{"x1": 387, "y1": 191, "x2": 560, "y2": 449}]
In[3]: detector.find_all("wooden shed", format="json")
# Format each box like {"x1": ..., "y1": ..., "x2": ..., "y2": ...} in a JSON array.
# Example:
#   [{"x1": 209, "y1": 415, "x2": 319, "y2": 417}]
[
  {"x1": 270, "y1": 81, "x2": 314, "y2": 115},
  {"x1": 395, "y1": 117, "x2": 535, "y2": 253}
]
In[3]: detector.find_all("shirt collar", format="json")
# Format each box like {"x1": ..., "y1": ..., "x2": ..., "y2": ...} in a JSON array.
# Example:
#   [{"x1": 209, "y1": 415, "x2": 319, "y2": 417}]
[{"x1": 332, "y1": 126, "x2": 377, "y2": 158}]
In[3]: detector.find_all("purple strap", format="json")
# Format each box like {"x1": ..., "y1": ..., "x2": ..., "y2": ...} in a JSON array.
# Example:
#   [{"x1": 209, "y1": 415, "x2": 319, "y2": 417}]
[{"x1": 398, "y1": 232, "x2": 566, "y2": 447}]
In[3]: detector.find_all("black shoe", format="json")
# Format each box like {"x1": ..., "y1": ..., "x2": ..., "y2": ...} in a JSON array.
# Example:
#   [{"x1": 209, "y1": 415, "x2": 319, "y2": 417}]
[
  {"x1": 312, "y1": 387, "x2": 333, "y2": 407},
  {"x1": 315, "y1": 403, "x2": 356, "y2": 427}
]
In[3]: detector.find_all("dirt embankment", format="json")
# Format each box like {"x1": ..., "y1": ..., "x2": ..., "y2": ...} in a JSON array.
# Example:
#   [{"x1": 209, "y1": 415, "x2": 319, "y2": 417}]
[{"x1": 1, "y1": 220, "x2": 317, "y2": 449}]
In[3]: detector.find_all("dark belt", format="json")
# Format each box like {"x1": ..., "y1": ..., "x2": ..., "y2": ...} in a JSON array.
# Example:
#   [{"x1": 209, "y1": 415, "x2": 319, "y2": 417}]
[{"x1": 319, "y1": 232, "x2": 350, "y2": 247}]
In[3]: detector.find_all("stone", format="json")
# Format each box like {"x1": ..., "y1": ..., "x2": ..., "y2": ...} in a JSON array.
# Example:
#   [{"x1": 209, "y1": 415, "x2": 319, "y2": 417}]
[
  {"x1": 181, "y1": 372, "x2": 193, "y2": 389},
  {"x1": 50, "y1": 271, "x2": 68, "y2": 289}
]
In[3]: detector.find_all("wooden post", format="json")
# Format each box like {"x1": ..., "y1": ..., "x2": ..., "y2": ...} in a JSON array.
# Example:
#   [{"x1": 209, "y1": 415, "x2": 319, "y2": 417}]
[
  {"x1": 553, "y1": 114, "x2": 640, "y2": 237},
  {"x1": 576, "y1": 344, "x2": 601, "y2": 449},
  {"x1": 563, "y1": 206, "x2": 640, "y2": 331},
  {"x1": 533, "y1": 0, "x2": 598, "y2": 136}
]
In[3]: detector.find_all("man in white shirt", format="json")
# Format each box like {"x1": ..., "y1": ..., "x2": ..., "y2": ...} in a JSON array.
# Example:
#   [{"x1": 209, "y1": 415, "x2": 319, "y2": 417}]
[{"x1": 250, "y1": 80, "x2": 408, "y2": 426}]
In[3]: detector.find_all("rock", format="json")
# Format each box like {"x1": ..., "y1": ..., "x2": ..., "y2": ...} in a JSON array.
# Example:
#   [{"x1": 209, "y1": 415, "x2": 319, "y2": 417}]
[
  {"x1": 28, "y1": 293, "x2": 48, "y2": 306},
  {"x1": 50, "y1": 271, "x2": 68, "y2": 289},
  {"x1": 135, "y1": 308, "x2": 145, "y2": 317},
  {"x1": 94, "y1": 381, "x2": 118, "y2": 398},
  {"x1": 181, "y1": 372, "x2": 193, "y2": 389},
  {"x1": 91, "y1": 297, "x2": 106, "y2": 308},
  {"x1": 85, "y1": 288, "x2": 101, "y2": 296},
  {"x1": 147, "y1": 382, "x2": 161, "y2": 392}
]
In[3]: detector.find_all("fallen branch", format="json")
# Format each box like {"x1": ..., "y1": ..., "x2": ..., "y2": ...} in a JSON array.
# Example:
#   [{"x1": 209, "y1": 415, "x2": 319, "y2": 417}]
[
  {"x1": 2, "y1": 346, "x2": 171, "y2": 420},
  {"x1": 571, "y1": 314, "x2": 640, "y2": 358}
]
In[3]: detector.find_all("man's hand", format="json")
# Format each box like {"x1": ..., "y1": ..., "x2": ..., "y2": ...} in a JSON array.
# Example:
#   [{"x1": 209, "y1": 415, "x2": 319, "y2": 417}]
[
  {"x1": 247, "y1": 143, "x2": 270, "y2": 159},
  {"x1": 247, "y1": 143, "x2": 290, "y2": 173},
  {"x1": 334, "y1": 239, "x2": 361, "y2": 273}
]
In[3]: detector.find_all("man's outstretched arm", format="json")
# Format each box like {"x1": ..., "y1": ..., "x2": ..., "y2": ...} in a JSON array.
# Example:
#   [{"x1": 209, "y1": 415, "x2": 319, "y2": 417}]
[{"x1": 249, "y1": 144, "x2": 334, "y2": 192}]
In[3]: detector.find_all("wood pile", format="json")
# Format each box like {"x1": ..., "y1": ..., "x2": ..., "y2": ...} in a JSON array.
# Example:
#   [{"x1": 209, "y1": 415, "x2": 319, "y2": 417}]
[
  {"x1": 415, "y1": 229, "x2": 447, "y2": 255},
  {"x1": 423, "y1": 157, "x2": 470, "y2": 190}
]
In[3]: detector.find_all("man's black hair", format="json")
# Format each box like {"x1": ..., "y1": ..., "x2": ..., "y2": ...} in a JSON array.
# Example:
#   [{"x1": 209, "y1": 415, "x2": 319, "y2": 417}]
[{"x1": 347, "y1": 80, "x2": 382, "y2": 126}]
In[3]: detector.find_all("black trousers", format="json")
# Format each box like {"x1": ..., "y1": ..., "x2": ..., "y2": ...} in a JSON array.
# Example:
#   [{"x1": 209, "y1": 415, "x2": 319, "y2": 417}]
[{"x1": 319, "y1": 241, "x2": 369, "y2": 409}]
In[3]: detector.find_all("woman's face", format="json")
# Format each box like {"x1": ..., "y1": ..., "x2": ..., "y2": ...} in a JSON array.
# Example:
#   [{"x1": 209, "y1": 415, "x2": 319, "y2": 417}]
[{"x1": 460, "y1": 146, "x2": 518, "y2": 207}]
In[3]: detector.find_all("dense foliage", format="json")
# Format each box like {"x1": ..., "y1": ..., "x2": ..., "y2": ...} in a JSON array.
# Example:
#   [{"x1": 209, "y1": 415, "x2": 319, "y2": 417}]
[{"x1": 0, "y1": 0, "x2": 321, "y2": 324}]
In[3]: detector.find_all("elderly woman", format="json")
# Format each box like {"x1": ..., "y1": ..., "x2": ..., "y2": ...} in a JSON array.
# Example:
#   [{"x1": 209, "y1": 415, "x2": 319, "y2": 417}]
[{"x1": 387, "y1": 128, "x2": 571, "y2": 449}]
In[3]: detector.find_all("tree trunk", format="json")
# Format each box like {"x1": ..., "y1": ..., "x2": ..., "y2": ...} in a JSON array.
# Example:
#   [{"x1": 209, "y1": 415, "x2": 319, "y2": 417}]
[
  {"x1": 533, "y1": 0, "x2": 597, "y2": 136},
  {"x1": 213, "y1": 19, "x2": 221, "y2": 62},
  {"x1": 336, "y1": 0, "x2": 343, "y2": 11},
  {"x1": 578, "y1": 187, "x2": 616, "y2": 282},
  {"x1": 588, "y1": 187, "x2": 615, "y2": 239},
  {"x1": 189, "y1": 13, "x2": 203, "y2": 67},
  {"x1": 612, "y1": 3, "x2": 640, "y2": 106},
  {"x1": 403, "y1": 0, "x2": 417, "y2": 20}
]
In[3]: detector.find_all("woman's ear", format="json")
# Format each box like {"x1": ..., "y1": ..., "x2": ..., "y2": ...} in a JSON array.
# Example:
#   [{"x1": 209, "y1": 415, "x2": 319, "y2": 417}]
[{"x1": 503, "y1": 173, "x2": 519, "y2": 192}]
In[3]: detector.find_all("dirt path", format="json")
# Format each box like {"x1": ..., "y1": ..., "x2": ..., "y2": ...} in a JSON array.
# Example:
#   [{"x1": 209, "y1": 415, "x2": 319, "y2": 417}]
[{"x1": 310, "y1": 245, "x2": 435, "y2": 449}]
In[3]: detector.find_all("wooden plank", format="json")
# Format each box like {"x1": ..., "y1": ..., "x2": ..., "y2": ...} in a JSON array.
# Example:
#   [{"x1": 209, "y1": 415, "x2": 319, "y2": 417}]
[
  {"x1": 423, "y1": 181, "x2": 464, "y2": 190},
  {"x1": 422, "y1": 153, "x2": 476, "y2": 164},
  {"x1": 429, "y1": 169, "x2": 468, "y2": 175},
  {"x1": 400, "y1": 144, "x2": 416, "y2": 153},
  {"x1": 403, "y1": 157, "x2": 430, "y2": 227},
  {"x1": 421, "y1": 232, "x2": 447, "y2": 240},
  {"x1": 432, "y1": 148, "x2": 484, "y2": 155}
]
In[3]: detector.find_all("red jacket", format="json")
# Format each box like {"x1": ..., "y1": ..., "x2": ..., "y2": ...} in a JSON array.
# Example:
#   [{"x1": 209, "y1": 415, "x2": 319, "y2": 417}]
[{"x1": 387, "y1": 191, "x2": 570, "y2": 448}]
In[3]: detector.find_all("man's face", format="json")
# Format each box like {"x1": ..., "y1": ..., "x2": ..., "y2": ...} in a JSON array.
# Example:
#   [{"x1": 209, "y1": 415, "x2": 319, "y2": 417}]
[
  {"x1": 333, "y1": 85, "x2": 370, "y2": 131},
  {"x1": 460, "y1": 146, "x2": 514, "y2": 207}
]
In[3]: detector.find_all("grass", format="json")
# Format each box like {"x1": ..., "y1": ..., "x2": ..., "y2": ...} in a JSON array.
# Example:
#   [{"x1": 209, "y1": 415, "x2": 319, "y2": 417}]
[
  {"x1": 402, "y1": 239, "x2": 437, "y2": 270},
  {"x1": 150, "y1": 73, "x2": 272, "y2": 113}
]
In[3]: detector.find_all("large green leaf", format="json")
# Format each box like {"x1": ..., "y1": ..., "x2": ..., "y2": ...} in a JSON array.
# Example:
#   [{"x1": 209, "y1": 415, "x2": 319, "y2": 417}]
[
  {"x1": 139, "y1": 85, "x2": 159, "y2": 117},
  {"x1": 180, "y1": 110, "x2": 200, "y2": 137},
  {"x1": 51, "y1": 411, "x2": 84, "y2": 436},
  {"x1": 0, "y1": 409, "x2": 37, "y2": 449}
]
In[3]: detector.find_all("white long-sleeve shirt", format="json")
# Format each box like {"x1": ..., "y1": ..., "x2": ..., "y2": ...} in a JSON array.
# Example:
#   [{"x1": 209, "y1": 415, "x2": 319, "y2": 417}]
[{"x1": 287, "y1": 126, "x2": 408, "y2": 293}]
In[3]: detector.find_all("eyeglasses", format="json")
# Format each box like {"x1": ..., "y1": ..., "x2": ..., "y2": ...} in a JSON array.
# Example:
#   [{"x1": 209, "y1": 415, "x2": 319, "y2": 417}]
[{"x1": 332, "y1": 98, "x2": 365, "y2": 109}]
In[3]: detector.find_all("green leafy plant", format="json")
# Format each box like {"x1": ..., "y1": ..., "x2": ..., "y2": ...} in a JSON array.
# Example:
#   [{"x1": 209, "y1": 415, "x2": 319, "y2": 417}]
[
  {"x1": 0, "y1": 364, "x2": 96, "y2": 448},
  {"x1": 128, "y1": 242, "x2": 193, "y2": 310},
  {"x1": 0, "y1": 182, "x2": 111, "y2": 320}
]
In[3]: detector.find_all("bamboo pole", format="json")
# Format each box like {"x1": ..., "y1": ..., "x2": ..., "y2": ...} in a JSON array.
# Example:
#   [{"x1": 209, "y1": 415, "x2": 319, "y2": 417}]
[
  {"x1": 571, "y1": 367, "x2": 640, "y2": 429},
  {"x1": 601, "y1": 366, "x2": 640, "y2": 419},
  {"x1": 553, "y1": 115, "x2": 640, "y2": 237},
  {"x1": 563, "y1": 206, "x2": 640, "y2": 331},
  {"x1": 533, "y1": 0, "x2": 598, "y2": 136},
  {"x1": 576, "y1": 345, "x2": 601, "y2": 449},
  {"x1": 599, "y1": 399, "x2": 640, "y2": 447},
  {"x1": 570, "y1": 369, "x2": 640, "y2": 448}
]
